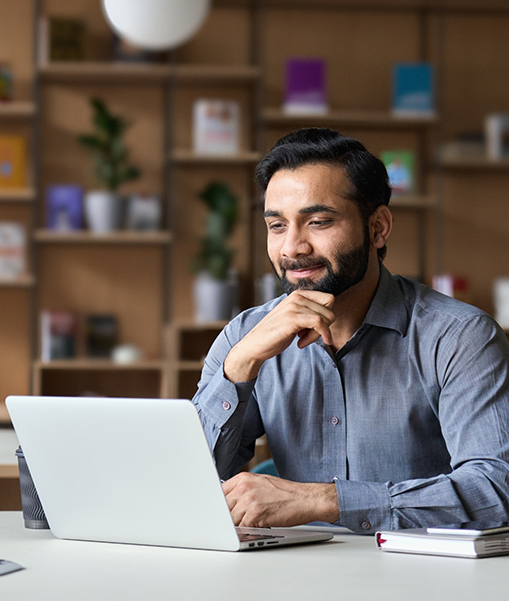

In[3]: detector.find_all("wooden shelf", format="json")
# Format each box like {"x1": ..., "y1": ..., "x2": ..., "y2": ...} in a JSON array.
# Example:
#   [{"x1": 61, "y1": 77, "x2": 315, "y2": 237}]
[
  {"x1": 39, "y1": 61, "x2": 172, "y2": 83},
  {"x1": 0, "y1": 464, "x2": 17, "y2": 478},
  {"x1": 0, "y1": 188, "x2": 36, "y2": 202},
  {"x1": 171, "y1": 149, "x2": 262, "y2": 165},
  {"x1": 39, "y1": 62, "x2": 260, "y2": 84},
  {"x1": 34, "y1": 359, "x2": 167, "y2": 370},
  {"x1": 264, "y1": 108, "x2": 438, "y2": 128},
  {"x1": 0, "y1": 101, "x2": 36, "y2": 118},
  {"x1": 33, "y1": 359, "x2": 169, "y2": 398},
  {"x1": 172, "y1": 319, "x2": 228, "y2": 330},
  {"x1": 34, "y1": 230, "x2": 173, "y2": 245},
  {"x1": 440, "y1": 157, "x2": 509, "y2": 170},
  {"x1": 0, "y1": 274, "x2": 35, "y2": 288},
  {"x1": 167, "y1": 321, "x2": 228, "y2": 398},
  {"x1": 390, "y1": 195, "x2": 437, "y2": 209},
  {"x1": 173, "y1": 64, "x2": 260, "y2": 83},
  {"x1": 176, "y1": 360, "x2": 205, "y2": 371}
]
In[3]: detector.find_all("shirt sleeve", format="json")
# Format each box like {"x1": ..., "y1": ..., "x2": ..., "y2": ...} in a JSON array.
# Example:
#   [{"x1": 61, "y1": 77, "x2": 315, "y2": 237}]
[
  {"x1": 191, "y1": 323, "x2": 265, "y2": 479},
  {"x1": 335, "y1": 315, "x2": 509, "y2": 534}
]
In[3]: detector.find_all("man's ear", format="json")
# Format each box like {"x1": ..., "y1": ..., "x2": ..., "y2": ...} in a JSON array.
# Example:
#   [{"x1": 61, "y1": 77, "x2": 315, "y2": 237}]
[{"x1": 370, "y1": 205, "x2": 392, "y2": 250}]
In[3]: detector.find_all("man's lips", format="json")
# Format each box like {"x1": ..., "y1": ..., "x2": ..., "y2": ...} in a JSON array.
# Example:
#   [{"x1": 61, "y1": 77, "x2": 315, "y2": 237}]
[{"x1": 286, "y1": 264, "x2": 325, "y2": 279}]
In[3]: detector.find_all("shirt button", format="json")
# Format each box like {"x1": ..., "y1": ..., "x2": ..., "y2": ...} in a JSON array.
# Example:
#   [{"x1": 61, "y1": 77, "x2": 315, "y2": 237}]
[
  {"x1": 331, "y1": 416, "x2": 339, "y2": 426},
  {"x1": 361, "y1": 520, "x2": 371, "y2": 531},
  {"x1": 222, "y1": 401, "x2": 231, "y2": 411}
]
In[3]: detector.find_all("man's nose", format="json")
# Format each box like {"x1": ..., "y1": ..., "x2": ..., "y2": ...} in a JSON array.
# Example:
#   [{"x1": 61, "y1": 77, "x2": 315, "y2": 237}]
[{"x1": 280, "y1": 225, "x2": 312, "y2": 257}]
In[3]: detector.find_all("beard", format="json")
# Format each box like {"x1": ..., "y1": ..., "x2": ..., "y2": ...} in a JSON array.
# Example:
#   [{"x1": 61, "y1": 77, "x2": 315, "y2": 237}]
[{"x1": 271, "y1": 227, "x2": 371, "y2": 297}]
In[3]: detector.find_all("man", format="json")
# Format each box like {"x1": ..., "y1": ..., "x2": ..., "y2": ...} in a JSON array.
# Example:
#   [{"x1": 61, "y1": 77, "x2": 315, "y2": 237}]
[{"x1": 192, "y1": 128, "x2": 509, "y2": 533}]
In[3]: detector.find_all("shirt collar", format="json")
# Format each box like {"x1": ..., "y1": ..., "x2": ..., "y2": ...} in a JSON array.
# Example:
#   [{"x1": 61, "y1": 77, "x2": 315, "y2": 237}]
[{"x1": 363, "y1": 264, "x2": 408, "y2": 337}]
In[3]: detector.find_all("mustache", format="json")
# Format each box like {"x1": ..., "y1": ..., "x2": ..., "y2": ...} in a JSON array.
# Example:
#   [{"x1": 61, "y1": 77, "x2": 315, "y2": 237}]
[{"x1": 279, "y1": 256, "x2": 328, "y2": 271}]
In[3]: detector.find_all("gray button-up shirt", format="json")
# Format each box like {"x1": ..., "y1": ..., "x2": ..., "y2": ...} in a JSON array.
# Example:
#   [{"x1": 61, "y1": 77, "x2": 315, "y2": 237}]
[{"x1": 192, "y1": 265, "x2": 509, "y2": 533}]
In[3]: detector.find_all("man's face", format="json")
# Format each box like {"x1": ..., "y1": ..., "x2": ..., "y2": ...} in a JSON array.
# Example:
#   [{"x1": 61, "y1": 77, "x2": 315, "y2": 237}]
[{"x1": 264, "y1": 164, "x2": 372, "y2": 297}]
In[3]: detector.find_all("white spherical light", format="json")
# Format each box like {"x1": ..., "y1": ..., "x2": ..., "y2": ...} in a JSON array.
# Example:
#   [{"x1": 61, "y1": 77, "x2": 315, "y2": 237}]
[{"x1": 102, "y1": 0, "x2": 210, "y2": 51}]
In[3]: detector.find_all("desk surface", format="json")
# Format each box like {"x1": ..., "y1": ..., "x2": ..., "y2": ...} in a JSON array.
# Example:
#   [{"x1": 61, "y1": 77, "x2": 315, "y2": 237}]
[{"x1": 1, "y1": 512, "x2": 509, "y2": 601}]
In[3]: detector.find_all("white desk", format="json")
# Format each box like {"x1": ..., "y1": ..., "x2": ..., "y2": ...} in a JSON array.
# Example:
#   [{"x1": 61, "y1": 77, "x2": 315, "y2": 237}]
[{"x1": 1, "y1": 512, "x2": 509, "y2": 601}]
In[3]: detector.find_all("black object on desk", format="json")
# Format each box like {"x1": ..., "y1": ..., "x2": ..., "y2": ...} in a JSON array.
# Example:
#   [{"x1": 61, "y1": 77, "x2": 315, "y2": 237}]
[{"x1": 15, "y1": 446, "x2": 49, "y2": 529}]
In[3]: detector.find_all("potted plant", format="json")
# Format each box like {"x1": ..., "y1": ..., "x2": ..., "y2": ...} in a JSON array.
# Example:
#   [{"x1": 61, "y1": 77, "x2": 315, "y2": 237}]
[
  {"x1": 78, "y1": 97, "x2": 140, "y2": 232},
  {"x1": 192, "y1": 182, "x2": 239, "y2": 322}
]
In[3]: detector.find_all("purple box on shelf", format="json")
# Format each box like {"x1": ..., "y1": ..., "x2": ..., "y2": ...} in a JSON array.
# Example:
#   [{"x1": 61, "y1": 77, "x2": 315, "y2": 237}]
[
  {"x1": 45, "y1": 184, "x2": 84, "y2": 231},
  {"x1": 284, "y1": 58, "x2": 327, "y2": 115}
]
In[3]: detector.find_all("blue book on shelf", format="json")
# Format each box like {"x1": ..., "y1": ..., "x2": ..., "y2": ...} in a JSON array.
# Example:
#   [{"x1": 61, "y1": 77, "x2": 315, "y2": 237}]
[
  {"x1": 46, "y1": 184, "x2": 84, "y2": 231},
  {"x1": 392, "y1": 63, "x2": 435, "y2": 116}
]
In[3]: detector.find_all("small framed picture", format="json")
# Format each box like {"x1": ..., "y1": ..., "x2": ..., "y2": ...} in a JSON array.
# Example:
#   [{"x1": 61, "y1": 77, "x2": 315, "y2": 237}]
[{"x1": 126, "y1": 194, "x2": 162, "y2": 231}]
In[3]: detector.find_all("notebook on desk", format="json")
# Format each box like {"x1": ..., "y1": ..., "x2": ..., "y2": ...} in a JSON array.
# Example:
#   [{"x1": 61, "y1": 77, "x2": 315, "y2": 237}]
[{"x1": 6, "y1": 395, "x2": 333, "y2": 552}]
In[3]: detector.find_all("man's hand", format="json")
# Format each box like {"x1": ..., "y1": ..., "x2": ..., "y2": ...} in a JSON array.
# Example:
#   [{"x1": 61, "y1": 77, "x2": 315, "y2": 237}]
[
  {"x1": 224, "y1": 290, "x2": 335, "y2": 383},
  {"x1": 222, "y1": 472, "x2": 339, "y2": 528}
]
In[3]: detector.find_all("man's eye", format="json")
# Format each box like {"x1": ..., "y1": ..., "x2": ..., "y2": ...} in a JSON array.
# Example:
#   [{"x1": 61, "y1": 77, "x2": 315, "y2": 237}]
[
  {"x1": 268, "y1": 222, "x2": 285, "y2": 231},
  {"x1": 310, "y1": 219, "x2": 332, "y2": 227}
]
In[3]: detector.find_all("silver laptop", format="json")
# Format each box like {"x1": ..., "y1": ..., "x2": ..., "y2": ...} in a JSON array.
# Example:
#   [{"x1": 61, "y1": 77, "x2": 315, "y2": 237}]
[{"x1": 6, "y1": 395, "x2": 333, "y2": 552}]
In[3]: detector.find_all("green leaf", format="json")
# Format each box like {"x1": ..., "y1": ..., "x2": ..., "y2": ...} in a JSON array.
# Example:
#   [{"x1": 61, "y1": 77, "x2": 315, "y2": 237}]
[{"x1": 77, "y1": 97, "x2": 141, "y2": 191}]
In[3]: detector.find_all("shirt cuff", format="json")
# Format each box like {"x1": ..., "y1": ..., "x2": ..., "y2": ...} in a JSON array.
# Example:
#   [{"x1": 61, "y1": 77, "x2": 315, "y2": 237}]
[
  {"x1": 195, "y1": 365, "x2": 256, "y2": 429},
  {"x1": 335, "y1": 479, "x2": 392, "y2": 533}
]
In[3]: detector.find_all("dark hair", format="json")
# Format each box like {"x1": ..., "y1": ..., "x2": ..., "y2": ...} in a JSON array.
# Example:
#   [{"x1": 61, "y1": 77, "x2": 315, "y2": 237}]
[{"x1": 255, "y1": 128, "x2": 392, "y2": 260}]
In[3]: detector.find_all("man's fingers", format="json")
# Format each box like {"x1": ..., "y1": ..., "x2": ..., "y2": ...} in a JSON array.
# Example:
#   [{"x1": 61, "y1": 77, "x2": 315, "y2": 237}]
[
  {"x1": 298, "y1": 327, "x2": 330, "y2": 348},
  {"x1": 290, "y1": 289, "x2": 335, "y2": 309}
]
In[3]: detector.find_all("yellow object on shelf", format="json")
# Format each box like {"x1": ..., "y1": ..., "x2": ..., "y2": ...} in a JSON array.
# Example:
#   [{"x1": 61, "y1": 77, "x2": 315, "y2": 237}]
[{"x1": 0, "y1": 135, "x2": 26, "y2": 188}]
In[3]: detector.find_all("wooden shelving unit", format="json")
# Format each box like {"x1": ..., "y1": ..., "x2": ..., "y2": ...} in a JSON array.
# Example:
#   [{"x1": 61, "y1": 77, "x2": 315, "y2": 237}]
[
  {"x1": 167, "y1": 321, "x2": 227, "y2": 398},
  {"x1": 440, "y1": 157, "x2": 509, "y2": 170},
  {"x1": 39, "y1": 61, "x2": 172, "y2": 83},
  {"x1": 1, "y1": 0, "x2": 509, "y2": 428},
  {"x1": 0, "y1": 101, "x2": 37, "y2": 118},
  {"x1": 33, "y1": 359, "x2": 169, "y2": 398},
  {"x1": 263, "y1": 108, "x2": 438, "y2": 129},
  {"x1": 34, "y1": 230, "x2": 173, "y2": 244},
  {"x1": 38, "y1": 62, "x2": 260, "y2": 84},
  {"x1": 0, "y1": 275, "x2": 36, "y2": 288},
  {"x1": 173, "y1": 64, "x2": 260, "y2": 83},
  {"x1": 171, "y1": 149, "x2": 261, "y2": 165},
  {"x1": 390, "y1": 195, "x2": 437, "y2": 209},
  {"x1": 0, "y1": 188, "x2": 37, "y2": 202}
]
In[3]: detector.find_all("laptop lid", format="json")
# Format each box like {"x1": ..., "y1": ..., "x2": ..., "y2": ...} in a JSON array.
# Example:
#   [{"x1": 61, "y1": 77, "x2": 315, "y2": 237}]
[
  {"x1": 7, "y1": 395, "x2": 242, "y2": 551},
  {"x1": 6, "y1": 396, "x2": 333, "y2": 552}
]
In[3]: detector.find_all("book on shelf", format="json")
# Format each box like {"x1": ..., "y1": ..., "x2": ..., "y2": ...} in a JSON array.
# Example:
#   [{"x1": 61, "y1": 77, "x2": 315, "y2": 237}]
[
  {"x1": 0, "y1": 63, "x2": 13, "y2": 101},
  {"x1": 38, "y1": 16, "x2": 87, "y2": 64},
  {"x1": 283, "y1": 58, "x2": 327, "y2": 115},
  {"x1": 45, "y1": 184, "x2": 84, "y2": 231},
  {"x1": 0, "y1": 135, "x2": 26, "y2": 188},
  {"x1": 85, "y1": 314, "x2": 118, "y2": 358},
  {"x1": 432, "y1": 274, "x2": 470, "y2": 304},
  {"x1": 392, "y1": 62, "x2": 435, "y2": 117},
  {"x1": 376, "y1": 522, "x2": 509, "y2": 558},
  {"x1": 485, "y1": 114, "x2": 509, "y2": 160},
  {"x1": 439, "y1": 131, "x2": 485, "y2": 162},
  {"x1": 380, "y1": 149, "x2": 415, "y2": 196},
  {"x1": 193, "y1": 99, "x2": 240, "y2": 155},
  {"x1": 493, "y1": 277, "x2": 509, "y2": 329},
  {"x1": 40, "y1": 311, "x2": 78, "y2": 361},
  {"x1": 0, "y1": 222, "x2": 26, "y2": 280}
]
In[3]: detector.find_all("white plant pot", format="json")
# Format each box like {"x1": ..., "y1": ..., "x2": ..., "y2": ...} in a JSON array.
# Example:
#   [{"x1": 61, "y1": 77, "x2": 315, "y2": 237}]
[
  {"x1": 193, "y1": 272, "x2": 234, "y2": 323},
  {"x1": 84, "y1": 191, "x2": 121, "y2": 233}
]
